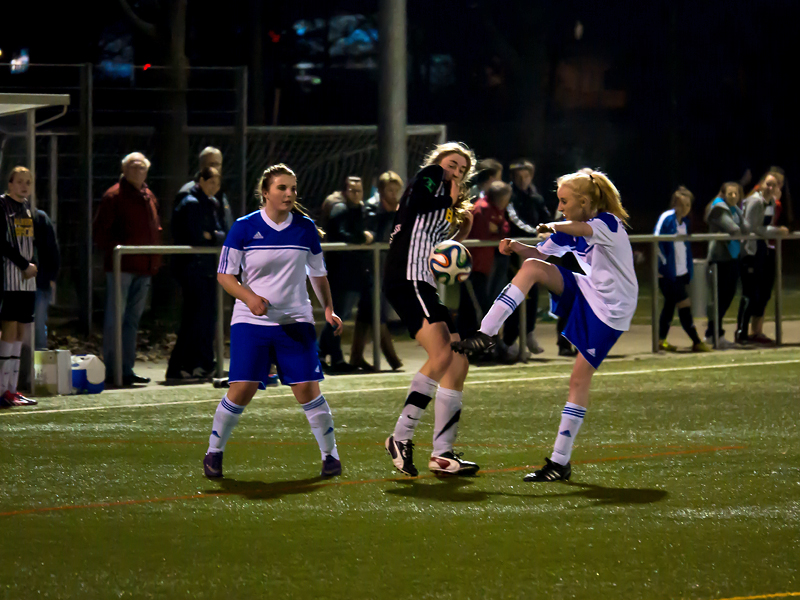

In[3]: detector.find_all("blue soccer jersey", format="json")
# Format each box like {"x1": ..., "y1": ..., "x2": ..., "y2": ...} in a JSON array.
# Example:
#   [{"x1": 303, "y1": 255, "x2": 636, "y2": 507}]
[{"x1": 218, "y1": 210, "x2": 326, "y2": 327}]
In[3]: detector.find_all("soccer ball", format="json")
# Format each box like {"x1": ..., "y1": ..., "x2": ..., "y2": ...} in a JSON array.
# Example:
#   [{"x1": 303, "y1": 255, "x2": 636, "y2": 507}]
[{"x1": 429, "y1": 240, "x2": 472, "y2": 285}]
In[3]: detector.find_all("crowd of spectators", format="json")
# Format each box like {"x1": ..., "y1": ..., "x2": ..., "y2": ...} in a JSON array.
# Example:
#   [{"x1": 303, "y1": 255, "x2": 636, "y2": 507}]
[{"x1": 2, "y1": 148, "x2": 794, "y2": 393}]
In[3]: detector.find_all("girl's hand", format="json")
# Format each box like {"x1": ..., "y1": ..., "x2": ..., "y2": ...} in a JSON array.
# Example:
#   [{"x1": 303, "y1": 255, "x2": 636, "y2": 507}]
[
  {"x1": 23, "y1": 264, "x2": 38, "y2": 279},
  {"x1": 450, "y1": 179, "x2": 459, "y2": 203},
  {"x1": 537, "y1": 223, "x2": 556, "y2": 236},
  {"x1": 499, "y1": 238, "x2": 516, "y2": 256},
  {"x1": 326, "y1": 307, "x2": 343, "y2": 336},
  {"x1": 245, "y1": 292, "x2": 269, "y2": 316}
]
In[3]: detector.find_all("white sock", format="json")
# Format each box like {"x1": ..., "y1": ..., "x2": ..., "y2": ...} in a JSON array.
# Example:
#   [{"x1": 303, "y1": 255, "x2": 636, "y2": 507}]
[
  {"x1": 432, "y1": 387, "x2": 463, "y2": 456},
  {"x1": 550, "y1": 402, "x2": 586, "y2": 465},
  {"x1": 207, "y1": 396, "x2": 245, "y2": 454},
  {"x1": 393, "y1": 372, "x2": 439, "y2": 442},
  {"x1": 0, "y1": 340, "x2": 12, "y2": 392},
  {"x1": 8, "y1": 341, "x2": 22, "y2": 394},
  {"x1": 480, "y1": 284, "x2": 525, "y2": 336},
  {"x1": 302, "y1": 395, "x2": 339, "y2": 460}
]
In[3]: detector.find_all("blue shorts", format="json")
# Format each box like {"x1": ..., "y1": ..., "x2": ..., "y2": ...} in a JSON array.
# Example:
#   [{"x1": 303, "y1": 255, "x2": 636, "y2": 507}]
[
  {"x1": 229, "y1": 322, "x2": 324, "y2": 388},
  {"x1": 550, "y1": 265, "x2": 623, "y2": 370}
]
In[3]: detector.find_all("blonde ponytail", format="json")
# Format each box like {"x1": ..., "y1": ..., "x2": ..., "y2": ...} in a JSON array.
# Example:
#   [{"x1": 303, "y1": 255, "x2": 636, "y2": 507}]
[{"x1": 556, "y1": 168, "x2": 629, "y2": 226}]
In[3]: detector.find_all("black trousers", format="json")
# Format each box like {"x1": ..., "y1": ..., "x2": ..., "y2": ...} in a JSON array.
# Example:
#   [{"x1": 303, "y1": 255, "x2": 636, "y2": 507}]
[
  {"x1": 705, "y1": 260, "x2": 739, "y2": 339},
  {"x1": 167, "y1": 274, "x2": 217, "y2": 377},
  {"x1": 737, "y1": 251, "x2": 776, "y2": 336}
]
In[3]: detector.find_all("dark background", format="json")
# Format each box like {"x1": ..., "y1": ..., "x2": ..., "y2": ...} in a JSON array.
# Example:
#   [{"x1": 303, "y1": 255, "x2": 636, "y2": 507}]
[{"x1": 2, "y1": 0, "x2": 799, "y2": 230}]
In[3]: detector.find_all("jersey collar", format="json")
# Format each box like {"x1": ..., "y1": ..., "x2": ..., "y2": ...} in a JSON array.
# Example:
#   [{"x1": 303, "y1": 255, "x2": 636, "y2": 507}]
[{"x1": 261, "y1": 209, "x2": 293, "y2": 231}]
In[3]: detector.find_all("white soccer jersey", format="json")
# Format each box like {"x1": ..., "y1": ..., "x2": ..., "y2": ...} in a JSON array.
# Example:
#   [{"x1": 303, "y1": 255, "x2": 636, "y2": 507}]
[
  {"x1": 218, "y1": 210, "x2": 326, "y2": 326},
  {"x1": 538, "y1": 212, "x2": 639, "y2": 330},
  {"x1": 673, "y1": 220, "x2": 688, "y2": 276}
]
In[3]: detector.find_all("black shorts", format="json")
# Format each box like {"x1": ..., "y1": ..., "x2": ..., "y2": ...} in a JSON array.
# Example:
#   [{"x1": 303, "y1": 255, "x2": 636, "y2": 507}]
[
  {"x1": 384, "y1": 280, "x2": 456, "y2": 339},
  {"x1": 0, "y1": 291, "x2": 35, "y2": 323}
]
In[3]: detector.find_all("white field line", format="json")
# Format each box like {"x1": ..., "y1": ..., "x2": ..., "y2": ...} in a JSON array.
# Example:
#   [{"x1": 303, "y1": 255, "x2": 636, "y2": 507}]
[{"x1": 3, "y1": 359, "x2": 797, "y2": 417}]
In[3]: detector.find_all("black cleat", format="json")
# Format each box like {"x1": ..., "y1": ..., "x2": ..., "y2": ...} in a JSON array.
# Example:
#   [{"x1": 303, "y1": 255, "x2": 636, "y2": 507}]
[
  {"x1": 451, "y1": 332, "x2": 498, "y2": 356},
  {"x1": 428, "y1": 451, "x2": 480, "y2": 477},
  {"x1": 523, "y1": 457, "x2": 571, "y2": 482},
  {"x1": 321, "y1": 455, "x2": 342, "y2": 478},
  {"x1": 203, "y1": 451, "x2": 224, "y2": 478},
  {"x1": 385, "y1": 435, "x2": 418, "y2": 476}
]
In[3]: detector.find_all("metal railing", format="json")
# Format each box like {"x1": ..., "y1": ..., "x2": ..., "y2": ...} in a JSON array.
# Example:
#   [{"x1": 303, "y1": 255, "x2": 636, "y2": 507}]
[{"x1": 113, "y1": 231, "x2": 799, "y2": 386}]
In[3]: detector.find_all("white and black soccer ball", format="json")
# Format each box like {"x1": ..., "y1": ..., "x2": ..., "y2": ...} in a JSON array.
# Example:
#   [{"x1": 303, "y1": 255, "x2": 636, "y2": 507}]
[{"x1": 429, "y1": 240, "x2": 472, "y2": 285}]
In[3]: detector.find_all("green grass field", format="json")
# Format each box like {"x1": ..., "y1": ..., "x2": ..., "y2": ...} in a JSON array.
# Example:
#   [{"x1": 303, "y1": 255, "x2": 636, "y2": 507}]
[{"x1": 2, "y1": 349, "x2": 799, "y2": 599}]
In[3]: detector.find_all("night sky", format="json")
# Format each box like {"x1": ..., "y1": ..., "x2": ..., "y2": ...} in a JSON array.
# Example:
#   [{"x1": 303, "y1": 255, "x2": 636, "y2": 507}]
[{"x1": 2, "y1": 0, "x2": 799, "y2": 229}]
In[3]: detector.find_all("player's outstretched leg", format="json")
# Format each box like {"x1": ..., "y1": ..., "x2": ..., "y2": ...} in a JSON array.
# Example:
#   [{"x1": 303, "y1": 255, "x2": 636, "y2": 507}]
[{"x1": 386, "y1": 371, "x2": 438, "y2": 476}]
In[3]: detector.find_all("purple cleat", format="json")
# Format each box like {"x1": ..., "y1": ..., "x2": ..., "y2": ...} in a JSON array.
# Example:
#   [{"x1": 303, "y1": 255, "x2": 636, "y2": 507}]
[
  {"x1": 203, "y1": 452, "x2": 224, "y2": 478},
  {"x1": 321, "y1": 455, "x2": 342, "y2": 478}
]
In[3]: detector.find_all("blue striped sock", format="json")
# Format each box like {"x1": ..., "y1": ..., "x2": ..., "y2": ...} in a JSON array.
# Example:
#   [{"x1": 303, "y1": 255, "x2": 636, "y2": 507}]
[
  {"x1": 303, "y1": 395, "x2": 338, "y2": 460},
  {"x1": 551, "y1": 402, "x2": 586, "y2": 465},
  {"x1": 480, "y1": 284, "x2": 525, "y2": 336},
  {"x1": 207, "y1": 396, "x2": 245, "y2": 454}
]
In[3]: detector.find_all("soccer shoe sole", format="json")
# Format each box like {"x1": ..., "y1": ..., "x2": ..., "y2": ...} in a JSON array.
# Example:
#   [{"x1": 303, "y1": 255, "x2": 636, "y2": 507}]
[
  {"x1": 428, "y1": 456, "x2": 480, "y2": 477},
  {"x1": 384, "y1": 436, "x2": 418, "y2": 476}
]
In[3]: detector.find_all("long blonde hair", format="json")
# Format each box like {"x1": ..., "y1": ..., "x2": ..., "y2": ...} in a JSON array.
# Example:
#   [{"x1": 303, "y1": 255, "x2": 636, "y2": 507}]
[
  {"x1": 556, "y1": 168, "x2": 629, "y2": 226},
  {"x1": 257, "y1": 163, "x2": 323, "y2": 237},
  {"x1": 421, "y1": 142, "x2": 477, "y2": 227}
]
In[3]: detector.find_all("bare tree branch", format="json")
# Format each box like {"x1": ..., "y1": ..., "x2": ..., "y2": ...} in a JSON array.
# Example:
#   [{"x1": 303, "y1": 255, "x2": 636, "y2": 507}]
[{"x1": 117, "y1": 0, "x2": 157, "y2": 38}]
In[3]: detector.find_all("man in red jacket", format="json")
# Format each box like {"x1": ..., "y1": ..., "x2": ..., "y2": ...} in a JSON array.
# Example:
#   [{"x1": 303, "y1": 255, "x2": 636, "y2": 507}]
[{"x1": 94, "y1": 152, "x2": 163, "y2": 386}]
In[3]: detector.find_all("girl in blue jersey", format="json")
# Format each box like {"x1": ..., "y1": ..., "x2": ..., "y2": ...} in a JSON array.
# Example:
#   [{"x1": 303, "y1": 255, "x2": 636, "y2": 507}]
[
  {"x1": 453, "y1": 168, "x2": 638, "y2": 482},
  {"x1": 203, "y1": 164, "x2": 344, "y2": 479}
]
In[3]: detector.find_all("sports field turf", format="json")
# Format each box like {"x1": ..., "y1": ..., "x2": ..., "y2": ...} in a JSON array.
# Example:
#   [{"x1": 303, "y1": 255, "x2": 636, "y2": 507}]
[{"x1": 2, "y1": 348, "x2": 799, "y2": 599}]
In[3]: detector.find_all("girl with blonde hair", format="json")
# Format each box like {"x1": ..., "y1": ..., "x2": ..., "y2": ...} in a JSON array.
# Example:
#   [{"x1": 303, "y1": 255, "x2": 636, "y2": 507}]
[
  {"x1": 453, "y1": 168, "x2": 638, "y2": 482},
  {"x1": 383, "y1": 142, "x2": 480, "y2": 477}
]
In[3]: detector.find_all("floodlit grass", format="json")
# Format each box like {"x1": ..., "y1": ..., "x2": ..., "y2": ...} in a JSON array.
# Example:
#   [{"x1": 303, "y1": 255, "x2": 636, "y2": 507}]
[{"x1": 2, "y1": 350, "x2": 799, "y2": 599}]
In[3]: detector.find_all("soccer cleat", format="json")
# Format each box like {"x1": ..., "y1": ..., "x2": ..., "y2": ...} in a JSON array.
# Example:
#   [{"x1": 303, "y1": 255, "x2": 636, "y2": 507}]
[
  {"x1": 428, "y1": 451, "x2": 480, "y2": 476},
  {"x1": 1, "y1": 391, "x2": 26, "y2": 406},
  {"x1": 523, "y1": 457, "x2": 571, "y2": 482},
  {"x1": 558, "y1": 345, "x2": 578, "y2": 357},
  {"x1": 321, "y1": 455, "x2": 342, "y2": 478},
  {"x1": 658, "y1": 339, "x2": 677, "y2": 352},
  {"x1": 450, "y1": 332, "x2": 498, "y2": 356},
  {"x1": 203, "y1": 452, "x2": 224, "y2": 478},
  {"x1": 13, "y1": 392, "x2": 37, "y2": 406},
  {"x1": 385, "y1": 435, "x2": 418, "y2": 476},
  {"x1": 692, "y1": 341, "x2": 713, "y2": 353}
]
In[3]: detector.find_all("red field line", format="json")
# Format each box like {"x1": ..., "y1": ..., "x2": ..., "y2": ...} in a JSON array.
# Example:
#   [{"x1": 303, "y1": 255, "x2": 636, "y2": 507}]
[
  {"x1": 713, "y1": 593, "x2": 800, "y2": 600},
  {"x1": 0, "y1": 445, "x2": 744, "y2": 518}
]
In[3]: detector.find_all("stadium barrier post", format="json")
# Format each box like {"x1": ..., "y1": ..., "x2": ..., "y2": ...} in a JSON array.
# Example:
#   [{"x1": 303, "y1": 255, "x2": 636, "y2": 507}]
[
  {"x1": 774, "y1": 236, "x2": 782, "y2": 346},
  {"x1": 651, "y1": 240, "x2": 660, "y2": 353},
  {"x1": 114, "y1": 247, "x2": 124, "y2": 388},
  {"x1": 711, "y1": 262, "x2": 719, "y2": 349},
  {"x1": 372, "y1": 247, "x2": 382, "y2": 371}
]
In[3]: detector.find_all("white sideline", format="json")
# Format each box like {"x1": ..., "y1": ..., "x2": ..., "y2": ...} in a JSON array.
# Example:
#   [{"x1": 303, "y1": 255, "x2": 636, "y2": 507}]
[{"x1": 3, "y1": 358, "x2": 797, "y2": 417}]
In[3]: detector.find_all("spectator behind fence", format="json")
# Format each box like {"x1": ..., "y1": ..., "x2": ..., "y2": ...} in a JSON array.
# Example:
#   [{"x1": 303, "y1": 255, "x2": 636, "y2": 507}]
[
  {"x1": 468, "y1": 158, "x2": 503, "y2": 199},
  {"x1": 654, "y1": 186, "x2": 711, "y2": 353},
  {"x1": 167, "y1": 166, "x2": 227, "y2": 382},
  {"x1": 177, "y1": 147, "x2": 234, "y2": 231},
  {"x1": 362, "y1": 170, "x2": 404, "y2": 371},
  {"x1": 457, "y1": 181, "x2": 511, "y2": 341},
  {"x1": 0, "y1": 167, "x2": 39, "y2": 408},
  {"x1": 33, "y1": 207, "x2": 60, "y2": 350},
  {"x1": 736, "y1": 172, "x2": 789, "y2": 345},
  {"x1": 503, "y1": 159, "x2": 551, "y2": 358},
  {"x1": 704, "y1": 182, "x2": 746, "y2": 348},
  {"x1": 318, "y1": 176, "x2": 374, "y2": 373},
  {"x1": 94, "y1": 152, "x2": 163, "y2": 387}
]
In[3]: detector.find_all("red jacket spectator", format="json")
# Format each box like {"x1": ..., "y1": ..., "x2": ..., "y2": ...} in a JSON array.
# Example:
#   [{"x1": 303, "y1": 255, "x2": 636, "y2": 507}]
[
  {"x1": 469, "y1": 194, "x2": 509, "y2": 275},
  {"x1": 94, "y1": 177, "x2": 163, "y2": 275}
]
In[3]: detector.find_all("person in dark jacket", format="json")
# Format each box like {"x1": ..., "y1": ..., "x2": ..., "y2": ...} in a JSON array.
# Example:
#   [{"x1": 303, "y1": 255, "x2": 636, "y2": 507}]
[
  {"x1": 502, "y1": 159, "x2": 551, "y2": 358},
  {"x1": 33, "y1": 208, "x2": 60, "y2": 350},
  {"x1": 167, "y1": 167, "x2": 227, "y2": 381},
  {"x1": 318, "y1": 176, "x2": 374, "y2": 372},
  {"x1": 93, "y1": 152, "x2": 163, "y2": 386},
  {"x1": 176, "y1": 147, "x2": 234, "y2": 232}
]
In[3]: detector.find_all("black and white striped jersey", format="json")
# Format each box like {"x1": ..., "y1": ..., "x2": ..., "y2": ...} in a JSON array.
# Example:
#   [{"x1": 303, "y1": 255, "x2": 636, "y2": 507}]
[
  {"x1": 384, "y1": 165, "x2": 455, "y2": 287},
  {"x1": 0, "y1": 194, "x2": 36, "y2": 292}
]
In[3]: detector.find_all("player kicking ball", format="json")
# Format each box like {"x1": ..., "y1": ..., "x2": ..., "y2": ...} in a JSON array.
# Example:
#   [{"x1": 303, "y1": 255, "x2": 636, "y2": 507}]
[
  {"x1": 204, "y1": 164, "x2": 344, "y2": 479},
  {"x1": 452, "y1": 168, "x2": 638, "y2": 482}
]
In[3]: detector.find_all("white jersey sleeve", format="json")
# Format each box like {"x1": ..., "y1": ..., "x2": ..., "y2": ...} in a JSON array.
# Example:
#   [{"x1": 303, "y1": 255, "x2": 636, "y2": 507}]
[
  {"x1": 305, "y1": 228, "x2": 327, "y2": 277},
  {"x1": 537, "y1": 232, "x2": 578, "y2": 257},
  {"x1": 218, "y1": 221, "x2": 246, "y2": 275},
  {"x1": 585, "y1": 213, "x2": 618, "y2": 247}
]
